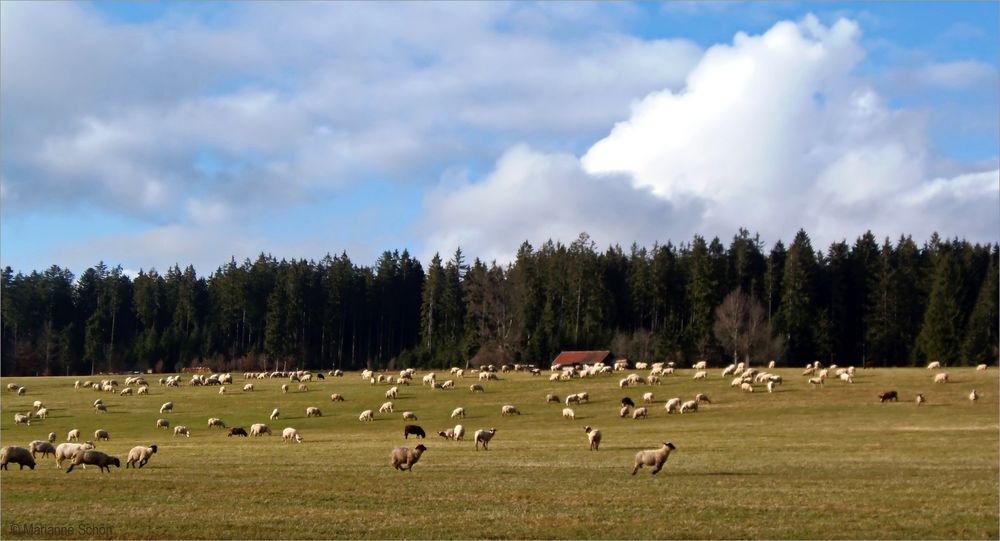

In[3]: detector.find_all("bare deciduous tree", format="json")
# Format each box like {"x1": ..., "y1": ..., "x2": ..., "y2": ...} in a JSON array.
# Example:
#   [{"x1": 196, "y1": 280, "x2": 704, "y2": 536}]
[{"x1": 713, "y1": 288, "x2": 784, "y2": 365}]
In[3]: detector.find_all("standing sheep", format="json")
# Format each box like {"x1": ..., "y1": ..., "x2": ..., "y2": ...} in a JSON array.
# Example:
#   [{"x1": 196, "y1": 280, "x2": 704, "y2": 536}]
[
  {"x1": 692, "y1": 371, "x2": 707, "y2": 380},
  {"x1": 67, "y1": 429, "x2": 81, "y2": 441},
  {"x1": 0, "y1": 447, "x2": 36, "y2": 470},
  {"x1": 500, "y1": 405, "x2": 520, "y2": 416},
  {"x1": 29, "y1": 440, "x2": 56, "y2": 458},
  {"x1": 390, "y1": 444, "x2": 427, "y2": 471},
  {"x1": 916, "y1": 393, "x2": 926, "y2": 405},
  {"x1": 228, "y1": 427, "x2": 248, "y2": 437},
  {"x1": 282, "y1": 427, "x2": 303, "y2": 443},
  {"x1": 359, "y1": 410, "x2": 374, "y2": 422},
  {"x1": 469, "y1": 384, "x2": 484, "y2": 393},
  {"x1": 66, "y1": 450, "x2": 120, "y2": 473},
  {"x1": 631, "y1": 442, "x2": 677, "y2": 475},
  {"x1": 281, "y1": 384, "x2": 289, "y2": 394},
  {"x1": 402, "y1": 411, "x2": 418, "y2": 421},
  {"x1": 54, "y1": 442, "x2": 94, "y2": 468},
  {"x1": 437, "y1": 428, "x2": 455, "y2": 440},
  {"x1": 173, "y1": 426, "x2": 190, "y2": 437},
  {"x1": 95, "y1": 403, "x2": 108, "y2": 414},
  {"x1": 13, "y1": 413, "x2": 31, "y2": 426},
  {"x1": 94, "y1": 429, "x2": 110, "y2": 441},
  {"x1": 249, "y1": 423, "x2": 272, "y2": 436},
  {"x1": 664, "y1": 398, "x2": 681, "y2": 414},
  {"x1": 451, "y1": 407, "x2": 465, "y2": 419},
  {"x1": 474, "y1": 428, "x2": 497, "y2": 451},
  {"x1": 270, "y1": 408, "x2": 280, "y2": 420},
  {"x1": 403, "y1": 425, "x2": 426, "y2": 439},
  {"x1": 679, "y1": 400, "x2": 698, "y2": 413},
  {"x1": 330, "y1": 393, "x2": 345, "y2": 402},
  {"x1": 379, "y1": 402, "x2": 394, "y2": 414},
  {"x1": 546, "y1": 394, "x2": 560, "y2": 403},
  {"x1": 306, "y1": 407, "x2": 322, "y2": 417},
  {"x1": 934, "y1": 373, "x2": 949, "y2": 384},
  {"x1": 454, "y1": 424, "x2": 466, "y2": 441},
  {"x1": 562, "y1": 408, "x2": 576, "y2": 420},
  {"x1": 619, "y1": 406, "x2": 631, "y2": 418},
  {"x1": 642, "y1": 392, "x2": 654, "y2": 403},
  {"x1": 632, "y1": 407, "x2": 648, "y2": 419},
  {"x1": 156, "y1": 418, "x2": 170, "y2": 429},
  {"x1": 208, "y1": 418, "x2": 226, "y2": 428},
  {"x1": 243, "y1": 384, "x2": 254, "y2": 392},
  {"x1": 126, "y1": 445, "x2": 157, "y2": 468},
  {"x1": 969, "y1": 390, "x2": 979, "y2": 403},
  {"x1": 584, "y1": 426, "x2": 602, "y2": 451}
]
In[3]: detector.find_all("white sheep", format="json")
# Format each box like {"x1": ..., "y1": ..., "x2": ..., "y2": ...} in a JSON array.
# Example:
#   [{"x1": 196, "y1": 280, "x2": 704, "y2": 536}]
[
  {"x1": 664, "y1": 398, "x2": 681, "y2": 414},
  {"x1": 808, "y1": 377, "x2": 824, "y2": 387},
  {"x1": 679, "y1": 400, "x2": 698, "y2": 413},
  {"x1": 451, "y1": 407, "x2": 465, "y2": 419},
  {"x1": 474, "y1": 428, "x2": 497, "y2": 450},
  {"x1": 969, "y1": 390, "x2": 979, "y2": 403},
  {"x1": 160, "y1": 402, "x2": 173, "y2": 414},
  {"x1": 126, "y1": 445, "x2": 157, "y2": 468},
  {"x1": 631, "y1": 442, "x2": 676, "y2": 475},
  {"x1": 243, "y1": 383, "x2": 254, "y2": 392},
  {"x1": 741, "y1": 382, "x2": 754, "y2": 393},
  {"x1": 385, "y1": 386, "x2": 398, "y2": 399},
  {"x1": 565, "y1": 393, "x2": 580, "y2": 405},
  {"x1": 282, "y1": 384, "x2": 289, "y2": 394},
  {"x1": 94, "y1": 429, "x2": 110, "y2": 441},
  {"x1": 696, "y1": 393, "x2": 711, "y2": 404},
  {"x1": 927, "y1": 361, "x2": 941, "y2": 369},
  {"x1": 13, "y1": 413, "x2": 31, "y2": 426},
  {"x1": 437, "y1": 428, "x2": 456, "y2": 440},
  {"x1": 390, "y1": 444, "x2": 427, "y2": 471},
  {"x1": 282, "y1": 427, "x2": 303, "y2": 443},
  {"x1": 454, "y1": 424, "x2": 465, "y2": 441},
  {"x1": 54, "y1": 442, "x2": 94, "y2": 468},
  {"x1": 767, "y1": 381, "x2": 776, "y2": 393},
  {"x1": 839, "y1": 373, "x2": 854, "y2": 384},
  {"x1": 562, "y1": 407, "x2": 575, "y2": 420},
  {"x1": 934, "y1": 372, "x2": 949, "y2": 384},
  {"x1": 379, "y1": 402, "x2": 394, "y2": 414},
  {"x1": 218, "y1": 386, "x2": 227, "y2": 395},
  {"x1": 306, "y1": 406, "x2": 322, "y2": 417},
  {"x1": 249, "y1": 423, "x2": 272, "y2": 436},
  {"x1": 270, "y1": 408, "x2": 280, "y2": 420},
  {"x1": 642, "y1": 392, "x2": 654, "y2": 403},
  {"x1": 208, "y1": 418, "x2": 226, "y2": 428},
  {"x1": 298, "y1": 384, "x2": 309, "y2": 392},
  {"x1": 330, "y1": 393, "x2": 345, "y2": 402},
  {"x1": 173, "y1": 426, "x2": 190, "y2": 438},
  {"x1": 47, "y1": 432, "x2": 57, "y2": 443},
  {"x1": 500, "y1": 405, "x2": 520, "y2": 416},
  {"x1": 916, "y1": 393, "x2": 926, "y2": 405},
  {"x1": 67, "y1": 429, "x2": 80, "y2": 441},
  {"x1": 632, "y1": 407, "x2": 648, "y2": 419},
  {"x1": 976, "y1": 364, "x2": 988, "y2": 371},
  {"x1": 359, "y1": 410, "x2": 374, "y2": 422},
  {"x1": 619, "y1": 405, "x2": 631, "y2": 418},
  {"x1": 34, "y1": 407, "x2": 50, "y2": 419},
  {"x1": 32, "y1": 400, "x2": 44, "y2": 411},
  {"x1": 584, "y1": 426, "x2": 602, "y2": 450},
  {"x1": 156, "y1": 418, "x2": 170, "y2": 429},
  {"x1": 469, "y1": 384, "x2": 484, "y2": 393},
  {"x1": 402, "y1": 411, "x2": 417, "y2": 421},
  {"x1": 692, "y1": 370, "x2": 707, "y2": 380}
]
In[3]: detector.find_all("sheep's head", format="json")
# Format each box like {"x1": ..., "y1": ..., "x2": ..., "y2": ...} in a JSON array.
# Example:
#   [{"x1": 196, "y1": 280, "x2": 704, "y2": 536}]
[
  {"x1": 664, "y1": 442, "x2": 676, "y2": 450},
  {"x1": 584, "y1": 426, "x2": 592, "y2": 433},
  {"x1": 111, "y1": 457, "x2": 121, "y2": 468},
  {"x1": 149, "y1": 445, "x2": 158, "y2": 453},
  {"x1": 414, "y1": 444, "x2": 427, "y2": 452}
]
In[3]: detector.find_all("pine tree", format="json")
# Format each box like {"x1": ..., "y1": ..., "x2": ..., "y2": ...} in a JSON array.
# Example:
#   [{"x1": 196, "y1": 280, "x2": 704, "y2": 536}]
[
  {"x1": 916, "y1": 246, "x2": 964, "y2": 364},
  {"x1": 779, "y1": 230, "x2": 818, "y2": 363},
  {"x1": 961, "y1": 248, "x2": 998, "y2": 365}
]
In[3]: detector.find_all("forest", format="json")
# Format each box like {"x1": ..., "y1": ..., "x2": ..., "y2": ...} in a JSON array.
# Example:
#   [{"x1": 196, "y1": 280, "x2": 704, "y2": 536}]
[{"x1": 1, "y1": 229, "x2": 996, "y2": 376}]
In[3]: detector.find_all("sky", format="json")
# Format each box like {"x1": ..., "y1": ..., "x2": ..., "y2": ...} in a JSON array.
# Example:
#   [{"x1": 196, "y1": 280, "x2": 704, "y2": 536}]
[{"x1": 1, "y1": 1, "x2": 998, "y2": 276}]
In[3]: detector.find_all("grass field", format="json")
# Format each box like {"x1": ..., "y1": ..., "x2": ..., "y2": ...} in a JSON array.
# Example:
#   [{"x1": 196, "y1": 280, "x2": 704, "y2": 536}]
[{"x1": 1, "y1": 366, "x2": 997, "y2": 540}]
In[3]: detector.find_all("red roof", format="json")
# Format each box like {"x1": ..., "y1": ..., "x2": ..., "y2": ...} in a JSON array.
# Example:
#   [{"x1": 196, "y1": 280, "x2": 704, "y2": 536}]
[{"x1": 552, "y1": 351, "x2": 613, "y2": 368}]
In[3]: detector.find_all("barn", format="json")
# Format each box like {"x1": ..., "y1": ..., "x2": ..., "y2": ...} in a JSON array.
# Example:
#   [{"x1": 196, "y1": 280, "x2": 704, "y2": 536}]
[{"x1": 550, "y1": 350, "x2": 614, "y2": 370}]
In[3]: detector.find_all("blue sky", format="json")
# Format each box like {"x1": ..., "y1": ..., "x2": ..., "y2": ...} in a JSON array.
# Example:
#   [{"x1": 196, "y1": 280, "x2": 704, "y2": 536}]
[{"x1": 1, "y1": 1, "x2": 997, "y2": 276}]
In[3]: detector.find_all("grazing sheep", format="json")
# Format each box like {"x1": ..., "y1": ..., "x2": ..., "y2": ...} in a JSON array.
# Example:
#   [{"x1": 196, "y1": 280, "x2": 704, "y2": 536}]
[
  {"x1": 6, "y1": 383, "x2": 20, "y2": 392},
  {"x1": 243, "y1": 384, "x2": 254, "y2": 392},
  {"x1": 94, "y1": 429, "x2": 110, "y2": 441},
  {"x1": 451, "y1": 407, "x2": 465, "y2": 419},
  {"x1": 298, "y1": 384, "x2": 309, "y2": 392},
  {"x1": 976, "y1": 364, "x2": 988, "y2": 371},
  {"x1": 385, "y1": 387, "x2": 398, "y2": 399},
  {"x1": 13, "y1": 413, "x2": 31, "y2": 426},
  {"x1": 808, "y1": 377, "x2": 824, "y2": 387},
  {"x1": 741, "y1": 382, "x2": 754, "y2": 393},
  {"x1": 565, "y1": 394, "x2": 581, "y2": 406},
  {"x1": 160, "y1": 402, "x2": 173, "y2": 414},
  {"x1": 281, "y1": 384, "x2": 289, "y2": 394},
  {"x1": 500, "y1": 405, "x2": 520, "y2": 416},
  {"x1": 173, "y1": 426, "x2": 190, "y2": 437},
  {"x1": 469, "y1": 384, "x2": 484, "y2": 393},
  {"x1": 839, "y1": 373, "x2": 854, "y2": 384},
  {"x1": 768, "y1": 360, "x2": 776, "y2": 369},
  {"x1": 1, "y1": 447, "x2": 36, "y2": 470},
  {"x1": 54, "y1": 442, "x2": 94, "y2": 468},
  {"x1": 330, "y1": 393, "x2": 345, "y2": 402},
  {"x1": 619, "y1": 405, "x2": 631, "y2": 418},
  {"x1": 93, "y1": 398, "x2": 104, "y2": 407},
  {"x1": 66, "y1": 450, "x2": 120, "y2": 473},
  {"x1": 208, "y1": 418, "x2": 226, "y2": 428},
  {"x1": 915, "y1": 393, "x2": 925, "y2": 405},
  {"x1": 228, "y1": 427, "x2": 248, "y2": 437},
  {"x1": 642, "y1": 392, "x2": 654, "y2": 403},
  {"x1": 390, "y1": 444, "x2": 427, "y2": 471},
  {"x1": 879, "y1": 391, "x2": 899, "y2": 402},
  {"x1": 969, "y1": 390, "x2": 979, "y2": 403},
  {"x1": 137, "y1": 385, "x2": 149, "y2": 395},
  {"x1": 67, "y1": 429, "x2": 80, "y2": 441},
  {"x1": 379, "y1": 401, "x2": 394, "y2": 414},
  {"x1": 47, "y1": 432, "x2": 57, "y2": 443},
  {"x1": 249, "y1": 423, "x2": 272, "y2": 436},
  {"x1": 631, "y1": 442, "x2": 676, "y2": 475},
  {"x1": 562, "y1": 408, "x2": 576, "y2": 420},
  {"x1": 664, "y1": 398, "x2": 681, "y2": 414},
  {"x1": 442, "y1": 380, "x2": 455, "y2": 389},
  {"x1": 32, "y1": 400, "x2": 44, "y2": 411},
  {"x1": 692, "y1": 370, "x2": 707, "y2": 380},
  {"x1": 696, "y1": 393, "x2": 711, "y2": 404},
  {"x1": 402, "y1": 411, "x2": 417, "y2": 421},
  {"x1": 767, "y1": 381, "x2": 776, "y2": 393},
  {"x1": 632, "y1": 407, "x2": 648, "y2": 420},
  {"x1": 126, "y1": 445, "x2": 157, "y2": 468},
  {"x1": 17, "y1": 387, "x2": 26, "y2": 396},
  {"x1": 437, "y1": 428, "x2": 455, "y2": 440},
  {"x1": 926, "y1": 361, "x2": 941, "y2": 369},
  {"x1": 156, "y1": 418, "x2": 170, "y2": 429},
  {"x1": 585, "y1": 426, "x2": 602, "y2": 451},
  {"x1": 270, "y1": 408, "x2": 280, "y2": 420},
  {"x1": 934, "y1": 372, "x2": 949, "y2": 384},
  {"x1": 403, "y1": 424, "x2": 426, "y2": 439},
  {"x1": 474, "y1": 428, "x2": 497, "y2": 450},
  {"x1": 95, "y1": 403, "x2": 108, "y2": 414},
  {"x1": 802, "y1": 366, "x2": 816, "y2": 376},
  {"x1": 359, "y1": 410, "x2": 374, "y2": 422},
  {"x1": 120, "y1": 387, "x2": 133, "y2": 396},
  {"x1": 306, "y1": 407, "x2": 322, "y2": 417},
  {"x1": 282, "y1": 427, "x2": 303, "y2": 443},
  {"x1": 679, "y1": 400, "x2": 698, "y2": 413},
  {"x1": 454, "y1": 424, "x2": 466, "y2": 441},
  {"x1": 621, "y1": 397, "x2": 635, "y2": 408},
  {"x1": 29, "y1": 440, "x2": 56, "y2": 459}
]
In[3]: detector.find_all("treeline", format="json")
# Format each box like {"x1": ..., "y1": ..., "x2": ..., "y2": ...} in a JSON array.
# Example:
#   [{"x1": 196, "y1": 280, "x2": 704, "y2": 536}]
[{"x1": 1, "y1": 229, "x2": 996, "y2": 376}]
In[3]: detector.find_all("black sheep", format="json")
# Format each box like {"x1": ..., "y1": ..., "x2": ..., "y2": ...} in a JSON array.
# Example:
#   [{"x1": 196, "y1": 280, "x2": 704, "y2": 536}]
[
  {"x1": 621, "y1": 397, "x2": 635, "y2": 408},
  {"x1": 228, "y1": 427, "x2": 249, "y2": 437},
  {"x1": 403, "y1": 424, "x2": 426, "y2": 439}
]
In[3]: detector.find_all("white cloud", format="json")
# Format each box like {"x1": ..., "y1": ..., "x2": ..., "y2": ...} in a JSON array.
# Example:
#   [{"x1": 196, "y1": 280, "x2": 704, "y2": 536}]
[{"x1": 422, "y1": 15, "x2": 998, "y2": 260}]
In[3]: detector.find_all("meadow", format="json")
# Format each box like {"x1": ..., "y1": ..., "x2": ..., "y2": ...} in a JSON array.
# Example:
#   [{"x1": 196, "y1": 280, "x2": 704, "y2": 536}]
[{"x1": 0, "y1": 365, "x2": 997, "y2": 540}]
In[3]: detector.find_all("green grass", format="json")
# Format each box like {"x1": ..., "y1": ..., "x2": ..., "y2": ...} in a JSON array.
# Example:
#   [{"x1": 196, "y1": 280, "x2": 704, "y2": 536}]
[{"x1": 1, "y1": 367, "x2": 997, "y2": 539}]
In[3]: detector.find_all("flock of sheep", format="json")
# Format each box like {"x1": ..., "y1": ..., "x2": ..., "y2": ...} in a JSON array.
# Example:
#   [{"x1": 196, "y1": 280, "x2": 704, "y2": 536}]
[{"x1": 1, "y1": 360, "x2": 990, "y2": 475}]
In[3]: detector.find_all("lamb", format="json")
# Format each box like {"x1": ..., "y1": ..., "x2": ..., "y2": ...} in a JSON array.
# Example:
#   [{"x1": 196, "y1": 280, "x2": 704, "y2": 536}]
[
  {"x1": 469, "y1": 384, "x2": 484, "y2": 393},
  {"x1": 270, "y1": 408, "x2": 280, "y2": 420},
  {"x1": 474, "y1": 428, "x2": 497, "y2": 450},
  {"x1": 878, "y1": 391, "x2": 899, "y2": 402},
  {"x1": 29, "y1": 440, "x2": 56, "y2": 458},
  {"x1": 969, "y1": 390, "x2": 979, "y2": 403},
  {"x1": 379, "y1": 402, "x2": 394, "y2": 414},
  {"x1": 562, "y1": 408, "x2": 576, "y2": 420},
  {"x1": 402, "y1": 411, "x2": 418, "y2": 421},
  {"x1": 249, "y1": 423, "x2": 272, "y2": 436},
  {"x1": 298, "y1": 384, "x2": 309, "y2": 392},
  {"x1": 976, "y1": 364, "x2": 988, "y2": 371},
  {"x1": 95, "y1": 403, "x2": 108, "y2": 414},
  {"x1": 642, "y1": 392, "x2": 654, "y2": 403},
  {"x1": 584, "y1": 426, "x2": 602, "y2": 451},
  {"x1": 696, "y1": 393, "x2": 711, "y2": 404},
  {"x1": 926, "y1": 361, "x2": 941, "y2": 369},
  {"x1": 126, "y1": 445, "x2": 157, "y2": 468},
  {"x1": 621, "y1": 397, "x2": 635, "y2": 408},
  {"x1": 934, "y1": 372, "x2": 949, "y2": 384},
  {"x1": 66, "y1": 450, "x2": 120, "y2": 473},
  {"x1": 359, "y1": 410, "x2": 374, "y2": 422},
  {"x1": 160, "y1": 402, "x2": 173, "y2": 414},
  {"x1": 385, "y1": 386, "x2": 398, "y2": 399},
  {"x1": 121, "y1": 387, "x2": 134, "y2": 396},
  {"x1": 228, "y1": 427, "x2": 248, "y2": 437},
  {"x1": 173, "y1": 426, "x2": 190, "y2": 437},
  {"x1": 619, "y1": 405, "x2": 631, "y2": 418},
  {"x1": 454, "y1": 424, "x2": 466, "y2": 441},
  {"x1": 403, "y1": 424, "x2": 426, "y2": 439},
  {"x1": 208, "y1": 418, "x2": 226, "y2": 428},
  {"x1": 54, "y1": 442, "x2": 95, "y2": 468},
  {"x1": 32, "y1": 400, "x2": 44, "y2": 411},
  {"x1": 679, "y1": 400, "x2": 698, "y2": 413},
  {"x1": 632, "y1": 407, "x2": 648, "y2": 419},
  {"x1": 741, "y1": 382, "x2": 754, "y2": 393},
  {"x1": 500, "y1": 405, "x2": 520, "y2": 416},
  {"x1": 67, "y1": 429, "x2": 81, "y2": 441},
  {"x1": 839, "y1": 373, "x2": 854, "y2": 384},
  {"x1": 156, "y1": 418, "x2": 170, "y2": 429},
  {"x1": 306, "y1": 407, "x2": 322, "y2": 417},
  {"x1": 330, "y1": 393, "x2": 345, "y2": 402},
  {"x1": 915, "y1": 393, "x2": 925, "y2": 405},
  {"x1": 47, "y1": 432, "x2": 57, "y2": 443},
  {"x1": 1, "y1": 447, "x2": 36, "y2": 470},
  {"x1": 390, "y1": 444, "x2": 427, "y2": 471},
  {"x1": 450, "y1": 407, "x2": 465, "y2": 419},
  {"x1": 14, "y1": 413, "x2": 31, "y2": 425},
  {"x1": 808, "y1": 377, "x2": 824, "y2": 387},
  {"x1": 243, "y1": 384, "x2": 254, "y2": 392},
  {"x1": 692, "y1": 370, "x2": 707, "y2": 380},
  {"x1": 282, "y1": 384, "x2": 289, "y2": 394},
  {"x1": 94, "y1": 429, "x2": 110, "y2": 441},
  {"x1": 631, "y1": 442, "x2": 676, "y2": 475},
  {"x1": 693, "y1": 361, "x2": 707, "y2": 370},
  {"x1": 437, "y1": 428, "x2": 455, "y2": 440},
  {"x1": 282, "y1": 427, "x2": 303, "y2": 443},
  {"x1": 17, "y1": 387, "x2": 26, "y2": 395},
  {"x1": 664, "y1": 398, "x2": 681, "y2": 414}
]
